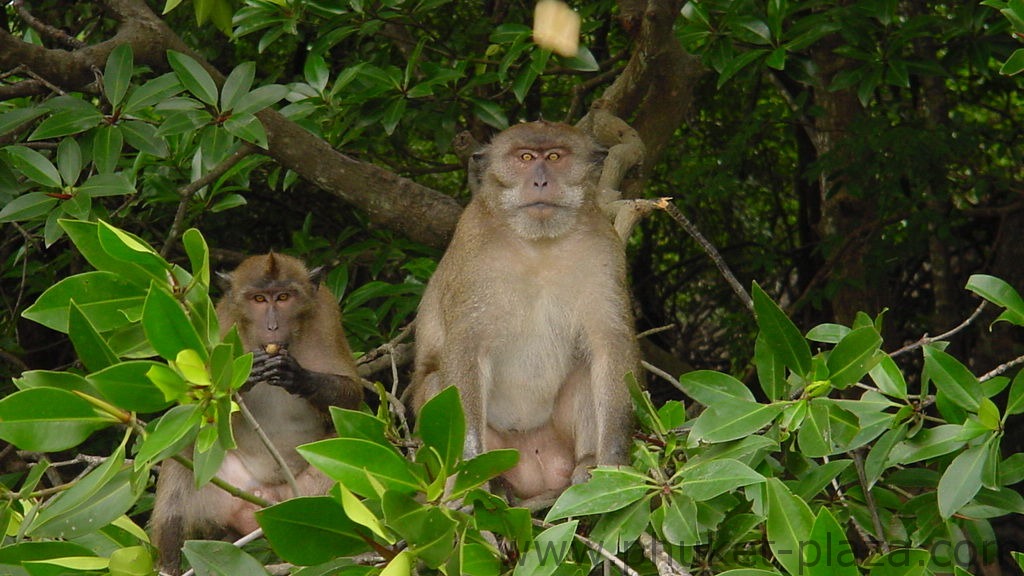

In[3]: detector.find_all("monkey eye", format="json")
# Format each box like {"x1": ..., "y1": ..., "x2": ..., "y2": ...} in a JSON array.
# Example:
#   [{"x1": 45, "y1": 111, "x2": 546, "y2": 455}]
[
  {"x1": 277, "y1": 293, "x2": 290, "y2": 302},
  {"x1": 520, "y1": 152, "x2": 536, "y2": 161},
  {"x1": 546, "y1": 151, "x2": 561, "y2": 161},
  {"x1": 253, "y1": 294, "x2": 267, "y2": 303}
]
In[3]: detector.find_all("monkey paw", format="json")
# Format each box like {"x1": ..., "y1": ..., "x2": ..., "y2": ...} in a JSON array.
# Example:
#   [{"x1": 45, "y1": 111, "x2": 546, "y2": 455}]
[{"x1": 249, "y1": 349, "x2": 303, "y2": 393}]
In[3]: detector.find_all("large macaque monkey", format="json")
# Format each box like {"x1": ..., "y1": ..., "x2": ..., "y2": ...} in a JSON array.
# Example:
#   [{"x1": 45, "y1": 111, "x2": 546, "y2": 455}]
[
  {"x1": 152, "y1": 253, "x2": 361, "y2": 575},
  {"x1": 413, "y1": 121, "x2": 639, "y2": 505}
]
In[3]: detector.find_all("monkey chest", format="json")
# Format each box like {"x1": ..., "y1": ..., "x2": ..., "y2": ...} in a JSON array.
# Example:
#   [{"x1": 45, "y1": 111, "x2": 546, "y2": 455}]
[{"x1": 480, "y1": 289, "x2": 584, "y2": 430}]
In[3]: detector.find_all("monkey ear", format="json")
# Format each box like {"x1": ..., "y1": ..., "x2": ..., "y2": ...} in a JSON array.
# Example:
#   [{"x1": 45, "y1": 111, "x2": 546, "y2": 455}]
[
  {"x1": 468, "y1": 151, "x2": 488, "y2": 194},
  {"x1": 215, "y1": 271, "x2": 233, "y2": 291},
  {"x1": 591, "y1": 146, "x2": 609, "y2": 165},
  {"x1": 307, "y1": 266, "x2": 325, "y2": 286}
]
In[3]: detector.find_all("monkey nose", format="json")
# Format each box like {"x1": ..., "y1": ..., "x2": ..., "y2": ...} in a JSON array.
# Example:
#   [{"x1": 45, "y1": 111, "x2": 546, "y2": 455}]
[{"x1": 532, "y1": 179, "x2": 548, "y2": 189}]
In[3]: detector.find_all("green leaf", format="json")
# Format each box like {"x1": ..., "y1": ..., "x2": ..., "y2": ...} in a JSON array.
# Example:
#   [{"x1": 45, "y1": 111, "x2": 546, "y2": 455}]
[
  {"x1": 30, "y1": 466, "x2": 140, "y2": 539},
  {"x1": 382, "y1": 491, "x2": 456, "y2": 568},
  {"x1": 21, "y1": 270, "x2": 144, "y2": 332},
  {"x1": 451, "y1": 449, "x2": 518, "y2": 497},
  {"x1": 868, "y1": 354, "x2": 907, "y2": 399},
  {"x1": 826, "y1": 325, "x2": 883, "y2": 388},
  {"x1": 1007, "y1": 369, "x2": 1024, "y2": 416},
  {"x1": 867, "y1": 549, "x2": 929, "y2": 576},
  {"x1": 675, "y1": 459, "x2": 764, "y2": 501},
  {"x1": 220, "y1": 61, "x2": 255, "y2": 112},
  {"x1": 142, "y1": 283, "x2": 207, "y2": 363},
  {"x1": 937, "y1": 441, "x2": 989, "y2": 518},
  {"x1": 60, "y1": 220, "x2": 155, "y2": 288},
  {"x1": 68, "y1": 300, "x2": 119, "y2": 372},
  {"x1": 381, "y1": 97, "x2": 406, "y2": 135},
  {"x1": 417, "y1": 386, "x2": 465, "y2": 473},
  {"x1": 14, "y1": 370, "x2": 97, "y2": 396},
  {"x1": 223, "y1": 112, "x2": 269, "y2": 148},
  {"x1": 677, "y1": 370, "x2": 755, "y2": 404},
  {"x1": 79, "y1": 173, "x2": 135, "y2": 198},
  {"x1": 5, "y1": 145, "x2": 62, "y2": 187},
  {"x1": 1000, "y1": 48, "x2": 1024, "y2": 75},
  {"x1": 660, "y1": 493, "x2": 700, "y2": 545},
  {"x1": 0, "y1": 107, "x2": 47, "y2": 134},
  {"x1": 864, "y1": 425, "x2": 906, "y2": 489},
  {"x1": 797, "y1": 399, "x2": 860, "y2": 457},
  {"x1": 513, "y1": 520, "x2": 578, "y2": 576},
  {"x1": 765, "y1": 477, "x2": 813, "y2": 576},
  {"x1": 752, "y1": 282, "x2": 811, "y2": 377},
  {"x1": 28, "y1": 108, "x2": 103, "y2": 140},
  {"x1": 91, "y1": 125, "x2": 124, "y2": 174},
  {"x1": 806, "y1": 323, "x2": 850, "y2": 344},
  {"x1": 232, "y1": 84, "x2": 290, "y2": 115},
  {"x1": 546, "y1": 468, "x2": 651, "y2": 521},
  {"x1": 87, "y1": 361, "x2": 175, "y2": 412},
  {"x1": 588, "y1": 498, "x2": 652, "y2": 553},
  {"x1": 182, "y1": 541, "x2": 271, "y2": 576},
  {"x1": 337, "y1": 482, "x2": 391, "y2": 542},
  {"x1": 924, "y1": 345, "x2": 981, "y2": 412},
  {"x1": 134, "y1": 404, "x2": 201, "y2": 466},
  {"x1": 0, "y1": 192, "x2": 59, "y2": 222},
  {"x1": 104, "y1": 44, "x2": 134, "y2": 109},
  {"x1": 803, "y1": 507, "x2": 858, "y2": 576},
  {"x1": 56, "y1": 138, "x2": 82, "y2": 186},
  {"x1": 298, "y1": 438, "x2": 423, "y2": 497},
  {"x1": 966, "y1": 274, "x2": 1024, "y2": 325},
  {"x1": 560, "y1": 46, "x2": 599, "y2": 72},
  {"x1": 793, "y1": 459, "x2": 852, "y2": 501},
  {"x1": 257, "y1": 497, "x2": 370, "y2": 565},
  {"x1": 108, "y1": 546, "x2": 154, "y2": 576},
  {"x1": 469, "y1": 98, "x2": 508, "y2": 130},
  {"x1": 121, "y1": 120, "x2": 170, "y2": 157},
  {"x1": 97, "y1": 220, "x2": 168, "y2": 280},
  {"x1": 210, "y1": 192, "x2": 247, "y2": 212},
  {"x1": 330, "y1": 407, "x2": 390, "y2": 444},
  {"x1": 124, "y1": 72, "x2": 184, "y2": 114},
  {"x1": 167, "y1": 50, "x2": 219, "y2": 107},
  {"x1": 0, "y1": 387, "x2": 112, "y2": 451},
  {"x1": 689, "y1": 398, "x2": 784, "y2": 443},
  {"x1": 888, "y1": 424, "x2": 964, "y2": 465}
]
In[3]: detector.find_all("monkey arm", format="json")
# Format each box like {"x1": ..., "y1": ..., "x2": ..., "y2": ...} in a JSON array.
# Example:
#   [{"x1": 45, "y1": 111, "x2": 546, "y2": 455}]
[{"x1": 248, "y1": 350, "x2": 361, "y2": 410}]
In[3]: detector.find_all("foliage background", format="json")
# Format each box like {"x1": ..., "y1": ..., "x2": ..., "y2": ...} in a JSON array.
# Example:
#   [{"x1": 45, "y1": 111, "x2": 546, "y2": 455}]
[{"x1": 1, "y1": 0, "x2": 1024, "y2": 575}]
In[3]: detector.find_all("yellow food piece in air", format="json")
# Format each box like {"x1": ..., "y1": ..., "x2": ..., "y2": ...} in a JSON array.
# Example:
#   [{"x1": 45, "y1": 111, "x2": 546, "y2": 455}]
[{"x1": 533, "y1": 0, "x2": 580, "y2": 57}]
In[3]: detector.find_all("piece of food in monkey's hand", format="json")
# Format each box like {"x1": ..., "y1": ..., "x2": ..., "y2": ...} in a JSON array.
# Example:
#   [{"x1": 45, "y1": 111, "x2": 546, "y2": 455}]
[
  {"x1": 264, "y1": 343, "x2": 280, "y2": 355},
  {"x1": 533, "y1": 0, "x2": 580, "y2": 57}
]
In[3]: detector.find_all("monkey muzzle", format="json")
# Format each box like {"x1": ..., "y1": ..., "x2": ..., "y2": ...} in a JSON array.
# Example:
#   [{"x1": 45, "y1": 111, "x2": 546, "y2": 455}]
[{"x1": 520, "y1": 201, "x2": 560, "y2": 220}]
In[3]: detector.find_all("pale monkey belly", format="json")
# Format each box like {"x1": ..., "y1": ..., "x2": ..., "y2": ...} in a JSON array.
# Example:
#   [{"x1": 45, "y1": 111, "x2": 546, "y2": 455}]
[{"x1": 483, "y1": 337, "x2": 578, "y2": 498}]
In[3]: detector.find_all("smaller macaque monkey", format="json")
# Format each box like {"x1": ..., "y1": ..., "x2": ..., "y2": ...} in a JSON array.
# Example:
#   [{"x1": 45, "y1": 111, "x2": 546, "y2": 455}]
[
  {"x1": 152, "y1": 253, "x2": 361, "y2": 575},
  {"x1": 413, "y1": 121, "x2": 639, "y2": 507}
]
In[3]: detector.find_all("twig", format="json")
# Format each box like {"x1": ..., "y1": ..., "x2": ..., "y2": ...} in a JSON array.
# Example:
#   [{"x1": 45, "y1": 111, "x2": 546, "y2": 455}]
[
  {"x1": 179, "y1": 529, "x2": 266, "y2": 576},
  {"x1": 889, "y1": 301, "x2": 987, "y2": 357},
  {"x1": 980, "y1": 353, "x2": 1024, "y2": 382},
  {"x1": 12, "y1": 0, "x2": 86, "y2": 49},
  {"x1": 531, "y1": 518, "x2": 641, "y2": 576},
  {"x1": 234, "y1": 393, "x2": 300, "y2": 498},
  {"x1": 640, "y1": 531, "x2": 692, "y2": 576},
  {"x1": 851, "y1": 450, "x2": 889, "y2": 554},
  {"x1": 641, "y1": 359, "x2": 683, "y2": 395},
  {"x1": 661, "y1": 200, "x2": 754, "y2": 313},
  {"x1": 826, "y1": 455, "x2": 876, "y2": 556},
  {"x1": 159, "y1": 144, "x2": 257, "y2": 257},
  {"x1": 636, "y1": 324, "x2": 675, "y2": 339}
]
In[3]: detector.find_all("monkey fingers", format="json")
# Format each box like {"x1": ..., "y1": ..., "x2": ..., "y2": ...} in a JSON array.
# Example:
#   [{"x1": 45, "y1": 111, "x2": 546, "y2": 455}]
[{"x1": 249, "y1": 350, "x2": 301, "y2": 389}]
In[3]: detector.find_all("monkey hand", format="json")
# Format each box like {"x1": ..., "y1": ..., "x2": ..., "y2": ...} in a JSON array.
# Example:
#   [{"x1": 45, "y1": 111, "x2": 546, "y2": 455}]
[{"x1": 248, "y1": 349, "x2": 313, "y2": 396}]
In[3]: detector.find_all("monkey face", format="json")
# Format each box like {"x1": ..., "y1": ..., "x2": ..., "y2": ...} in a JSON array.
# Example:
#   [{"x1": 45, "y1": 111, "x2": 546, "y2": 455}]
[
  {"x1": 480, "y1": 122, "x2": 601, "y2": 239},
  {"x1": 244, "y1": 288, "x2": 306, "y2": 348}
]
